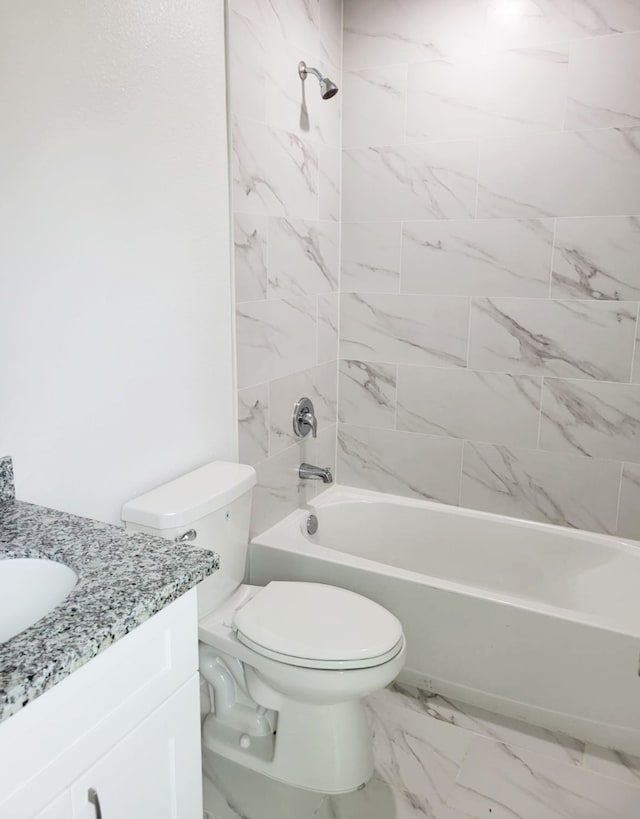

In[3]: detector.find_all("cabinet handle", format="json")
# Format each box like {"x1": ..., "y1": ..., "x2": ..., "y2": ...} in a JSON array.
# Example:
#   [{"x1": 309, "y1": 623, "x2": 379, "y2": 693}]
[{"x1": 88, "y1": 788, "x2": 103, "y2": 819}]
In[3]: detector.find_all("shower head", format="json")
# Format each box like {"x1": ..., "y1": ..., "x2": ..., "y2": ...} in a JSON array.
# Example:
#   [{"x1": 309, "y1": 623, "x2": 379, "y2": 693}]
[{"x1": 298, "y1": 61, "x2": 339, "y2": 100}]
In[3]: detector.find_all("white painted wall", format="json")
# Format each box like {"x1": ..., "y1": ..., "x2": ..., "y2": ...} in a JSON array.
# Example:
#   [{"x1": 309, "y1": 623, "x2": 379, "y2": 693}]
[{"x1": 0, "y1": 0, "x2": 236, "y2": 523}]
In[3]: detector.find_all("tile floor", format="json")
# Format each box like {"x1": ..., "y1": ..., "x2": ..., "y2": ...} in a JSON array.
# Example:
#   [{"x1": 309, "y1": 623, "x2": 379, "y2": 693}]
[{"x1": 203, "y1": 683, "x2": 640, "y2": 819}]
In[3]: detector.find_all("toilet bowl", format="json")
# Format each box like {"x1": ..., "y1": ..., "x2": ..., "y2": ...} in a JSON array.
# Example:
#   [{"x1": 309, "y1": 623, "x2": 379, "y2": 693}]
[{"x1": 122, "y1": 462, "x2": 406, "y2": 794}]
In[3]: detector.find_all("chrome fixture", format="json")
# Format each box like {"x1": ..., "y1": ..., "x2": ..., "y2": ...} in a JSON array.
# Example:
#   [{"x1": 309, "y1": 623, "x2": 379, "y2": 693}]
[
  {"x1": 306, "y1": 514, "x2": 319, "y2": 535},
  {"x1": 293, "y1": 396, "x2": 318, "y2": 438},
  {"x1": 174, "y1": 528, "x2": 197, "y2": 543},
  {"x1": 299, "y1": 463, "x2": 333, "y2": 484},
  {"x1": 298, "y1": 61, "x2": 339, "y2": 100},
  {"x1": 88, "y1": 788, "x2": 103, "y2": 819}
]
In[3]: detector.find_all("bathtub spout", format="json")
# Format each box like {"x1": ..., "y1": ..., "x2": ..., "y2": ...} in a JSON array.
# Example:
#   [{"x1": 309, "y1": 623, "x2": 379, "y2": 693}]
[{"x1": 299, "y1": 463, "x2": 333, "y2": 484}]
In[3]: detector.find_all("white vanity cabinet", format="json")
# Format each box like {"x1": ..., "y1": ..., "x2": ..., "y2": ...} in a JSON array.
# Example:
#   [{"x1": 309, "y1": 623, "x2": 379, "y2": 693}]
[
  {"x1": 0, "y1": 590, "x2": 203, "y2": 819},
  {"x1": 70, "y1": 678, "x2": 200, "y2": 819}
]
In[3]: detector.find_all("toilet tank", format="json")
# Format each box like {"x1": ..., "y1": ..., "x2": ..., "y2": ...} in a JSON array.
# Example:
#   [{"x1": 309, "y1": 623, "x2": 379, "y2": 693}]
[{"x1": 121, "y1": 462, "x2": 256, "y2": 616}]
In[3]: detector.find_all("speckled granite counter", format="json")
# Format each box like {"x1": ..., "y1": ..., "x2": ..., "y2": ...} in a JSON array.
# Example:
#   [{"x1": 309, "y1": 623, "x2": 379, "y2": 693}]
[{"x1": 0, "y1": 457, "x2": 219, "y2": 723}]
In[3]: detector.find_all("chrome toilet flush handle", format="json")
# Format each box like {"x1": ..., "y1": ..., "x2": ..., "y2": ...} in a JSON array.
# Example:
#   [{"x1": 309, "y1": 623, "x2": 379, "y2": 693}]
[{"x1": 174, "y1": 528, "x2": 197, "y2": 543}]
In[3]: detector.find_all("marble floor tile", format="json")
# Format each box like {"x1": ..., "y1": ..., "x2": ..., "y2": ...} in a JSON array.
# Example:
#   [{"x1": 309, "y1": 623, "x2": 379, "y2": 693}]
[
  {"x1": 315, "y1": 775, "x2": 472, "y2": 819},
  {"x1": 364, "y1": 687, "x2": 474, "y2": 815},
  {"x1": 203, "y1": 681, "x2": 640, "y2": 819},
  {"x1": 376, "y1": 685, "x2": 584, "y2": 766},
  {"x1": 203, "y1": 750, "x2": 324, "y2": 819},
  {"x1": 582, "y1": 744, "x2": 640, "y2": 788},
  {"x1": 338, "y1": 360, "x2": 397, "y2": 429},
  {"x1": 539, "y1": 378, "x2": 640, "y2": 462},
  {"x1": 468, "y1": 298, "x2": 636, "y2": 382},
  {"x1": 448, "y1": 736, "x2": 640, "y2": 818},
  {"x1": 401, "y1": 218, "x2": 553, "y2": 298},
  {"x1": 551, "y1": 216, "x2": 640, "y2": 301}
]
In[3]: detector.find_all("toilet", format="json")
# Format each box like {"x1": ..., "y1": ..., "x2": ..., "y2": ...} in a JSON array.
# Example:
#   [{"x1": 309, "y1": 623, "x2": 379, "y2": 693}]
[{"x1": 122, "y1": 462, "x2": 406, "y2": 794}]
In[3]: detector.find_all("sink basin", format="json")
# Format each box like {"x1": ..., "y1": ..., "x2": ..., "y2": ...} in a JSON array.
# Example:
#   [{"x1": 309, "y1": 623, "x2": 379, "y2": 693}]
[{"x1": 0, "y1": 558, "x2": 78, "y2": 644}]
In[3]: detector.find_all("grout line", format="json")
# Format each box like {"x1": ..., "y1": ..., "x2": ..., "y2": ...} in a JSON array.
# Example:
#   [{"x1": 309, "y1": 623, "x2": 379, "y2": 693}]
[
  {"x1": 392, "y1": 362, "x2": 399, "y2": 431},
  {"x1": 628, "y1": 302, "x2": 640, "y2": 383},
  {"x1": 613, "y1": 460, "x2": 625, "y2": 536},
  {"x1": 548, "y1": 218, "x2": 558, "y2": 298},
  {"x1": 464, "y1": 297, "x2": 473, "y2": 368},
  {"x1": 458, "y1": 440, "x2": 466, "y2": 507},
  {"x1": 536, "y1": 379, "x2": 544, "y2": 450}
]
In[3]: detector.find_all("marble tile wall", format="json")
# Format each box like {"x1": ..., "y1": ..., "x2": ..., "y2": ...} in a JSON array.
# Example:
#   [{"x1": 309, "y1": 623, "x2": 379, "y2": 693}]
[
  {"x1": 337, "y1": 0, "x2": 640, "y2": 538},
  {"x1": 230, "y1": 0, "x2": 342, "y2": 534}
]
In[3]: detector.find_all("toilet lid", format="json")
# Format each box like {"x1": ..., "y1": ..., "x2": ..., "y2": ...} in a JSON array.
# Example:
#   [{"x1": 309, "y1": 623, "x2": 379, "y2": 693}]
[{"x1": 233, "y1": 582, "x2": 404, "y2": 670}]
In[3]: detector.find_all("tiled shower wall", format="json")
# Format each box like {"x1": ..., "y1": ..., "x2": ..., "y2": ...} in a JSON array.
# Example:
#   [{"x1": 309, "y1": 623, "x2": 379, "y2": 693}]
[
  {"x1": 230, "y1": 0, "x2": 342, "y2": 534},
  {"x1": 337, "y1": 0, "x2": 640, "y2": 537}
]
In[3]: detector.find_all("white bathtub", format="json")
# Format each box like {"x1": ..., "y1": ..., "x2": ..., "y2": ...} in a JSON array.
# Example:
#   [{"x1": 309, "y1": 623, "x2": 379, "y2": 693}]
[{"x1": 250, "y1": 485, "x2": 640, "y2": 755}]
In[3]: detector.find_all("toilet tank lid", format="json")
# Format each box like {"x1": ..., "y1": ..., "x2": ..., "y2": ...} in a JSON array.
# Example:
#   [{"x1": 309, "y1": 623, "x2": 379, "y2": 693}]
[{"x1": 121, "y1": 462, "x2": 256, "y2": 530}]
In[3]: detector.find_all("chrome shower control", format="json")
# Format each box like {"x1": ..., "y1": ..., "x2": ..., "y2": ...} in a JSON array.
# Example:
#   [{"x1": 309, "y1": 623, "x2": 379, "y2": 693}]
[{"x1": 293, "y1": 397, "x2": 318, "y2": 438}]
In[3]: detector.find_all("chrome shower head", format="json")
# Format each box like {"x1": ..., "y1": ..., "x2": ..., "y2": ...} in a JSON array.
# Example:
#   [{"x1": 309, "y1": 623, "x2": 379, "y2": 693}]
[
  {"x1": 298, "y1": 61, "x2": 339, "y2": 100},
  {"x1": 319, "y1": 76, "x2": 339, "y2": 100}
]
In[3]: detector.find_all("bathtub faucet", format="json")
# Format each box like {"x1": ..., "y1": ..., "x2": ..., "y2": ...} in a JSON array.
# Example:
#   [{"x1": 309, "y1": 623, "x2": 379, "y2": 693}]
[{"x1": 299, "y1": 463, "x2": 333, "y2": 484}]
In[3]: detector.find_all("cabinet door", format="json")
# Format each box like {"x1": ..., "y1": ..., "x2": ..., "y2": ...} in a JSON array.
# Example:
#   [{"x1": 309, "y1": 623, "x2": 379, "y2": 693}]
[
  {"x1": 71, "y1": 675, "x2": 202, "y2": 819},
  {"x1": 34, "y1": 791, "x2": 73, "y2": 819}
]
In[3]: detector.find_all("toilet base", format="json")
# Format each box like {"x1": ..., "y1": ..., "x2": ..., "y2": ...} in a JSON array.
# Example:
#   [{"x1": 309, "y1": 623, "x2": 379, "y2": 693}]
[{"x1": 202, "y1": 695, "x2": 373, "y2": 794}]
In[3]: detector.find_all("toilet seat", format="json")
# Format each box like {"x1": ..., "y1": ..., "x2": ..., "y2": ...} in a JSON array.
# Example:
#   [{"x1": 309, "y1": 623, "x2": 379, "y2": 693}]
[{"x1": 233, "y1": 581, "x2": 404, "y2": 670}]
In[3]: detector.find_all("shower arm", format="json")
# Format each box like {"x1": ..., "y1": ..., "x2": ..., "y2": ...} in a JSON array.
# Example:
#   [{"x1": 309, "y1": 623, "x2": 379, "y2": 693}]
[{"x1": 298, "y1": 61, "x2": 322, "y2": 82}]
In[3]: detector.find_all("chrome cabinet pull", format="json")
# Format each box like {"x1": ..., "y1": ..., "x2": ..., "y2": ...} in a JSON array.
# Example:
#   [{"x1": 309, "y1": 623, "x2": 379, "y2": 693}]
[{"x1": 88, "y1": 788, "x2": 102, "y2": 819}]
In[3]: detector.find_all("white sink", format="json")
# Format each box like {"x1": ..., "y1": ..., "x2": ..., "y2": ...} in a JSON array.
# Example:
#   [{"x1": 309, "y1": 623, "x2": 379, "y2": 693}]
[{"x1": 0, "y1": 558, "x2": 78, "y2": 644}]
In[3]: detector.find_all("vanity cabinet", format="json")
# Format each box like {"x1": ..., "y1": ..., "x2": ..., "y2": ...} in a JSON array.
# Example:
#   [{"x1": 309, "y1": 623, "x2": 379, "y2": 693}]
[
  {"x1": 70, "y1": 678, "x2": 200, "y2": 819},
  {"x1": 0, "y1": 591, "x2": 203, "y2": 819}
]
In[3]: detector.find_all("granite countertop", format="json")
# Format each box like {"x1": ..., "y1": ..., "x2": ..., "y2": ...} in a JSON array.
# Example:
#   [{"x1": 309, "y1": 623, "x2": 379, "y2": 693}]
[{"x1": 0, "y1": 457, "x2": 219, "y2": 724}]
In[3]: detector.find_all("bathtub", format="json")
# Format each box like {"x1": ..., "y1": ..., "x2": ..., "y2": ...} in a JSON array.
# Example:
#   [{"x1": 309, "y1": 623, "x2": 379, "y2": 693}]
[{"x1": 250, "y1": 485, "x2": 640, "y2": 755}]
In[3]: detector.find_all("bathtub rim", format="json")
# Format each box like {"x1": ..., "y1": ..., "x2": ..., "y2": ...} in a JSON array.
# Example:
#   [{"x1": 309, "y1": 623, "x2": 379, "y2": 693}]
[{"x1": 251, "y1": 484, "x2": 640, "y2": 640}]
